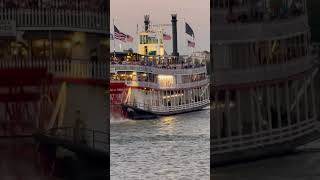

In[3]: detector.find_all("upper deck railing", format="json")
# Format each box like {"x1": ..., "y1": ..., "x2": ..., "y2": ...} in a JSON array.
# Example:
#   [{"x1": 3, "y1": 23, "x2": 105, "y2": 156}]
[
  {"x1": 214, "y1": 55, "x2": 316, "y2": 86},
  {"x1": 48, "y1": 127, "x2": 109, "y2": 153},
  {"x1": 111, "y1": 51, "x2": 208, "y2": 74},
  {"x1": 212, "y1": 117, "x2": 319, "y2": 155},
  {"x1": 213, "y1": 0, "x2": 307, "y2": 24},
  {"x1": 126, "y1": 99, "x2": 210, "y2": 114},
  {"x1": 213, "y1": 14, "x2": 309, "y2": 43},
  {"x1": 111, "y1": 63, "x2": 207, "y2": 75},
  {"x1": 0, "y1": 8, "x2": 108, "y2": 34},
  {"x1": 0, "y1": 59, "x2": 107, "y2": 81},
  {"x1": 113, "y1": 79, "x2": 209, "y2": 90}
]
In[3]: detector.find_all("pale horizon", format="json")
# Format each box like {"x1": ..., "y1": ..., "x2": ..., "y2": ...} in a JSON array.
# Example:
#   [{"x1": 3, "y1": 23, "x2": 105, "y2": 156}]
[{"x1": 111, "y1": 0, "x2": 210, "y2": 55}]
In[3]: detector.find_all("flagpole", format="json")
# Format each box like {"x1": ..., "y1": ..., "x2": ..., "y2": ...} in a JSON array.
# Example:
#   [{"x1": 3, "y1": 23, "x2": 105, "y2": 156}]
[
  {"x1": 185, "y1": 18, "x2": 195, "y2": 54},
  {"x1": 158, "y1": 26, "x2": 161, "y2": 56},
  {"x1": 113, "y1": 18, "x2": 116, "y2": 55},
  {"x1": 137, "y1": 24, "x2": 139, "y2": 54},
  {"x1": 193, "y1": 34, "x2": 195, "y2": 54},
  {"x1": 183, "y1": 17, "x2": 188, "y2": 57},
  {"x1": 124, "y1": 33, "x2": 127, "y2": 52}
]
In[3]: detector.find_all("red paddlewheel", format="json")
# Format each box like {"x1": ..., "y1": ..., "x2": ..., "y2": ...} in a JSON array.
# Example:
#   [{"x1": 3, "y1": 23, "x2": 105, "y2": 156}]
[
  {"x1": 0, "y1": 68, "x2": 52, "y2": 87},
  {"x1": 0, "y1": 68, "x2": 57, "y2": 178},
  {"x1": 110, "y1": 82, "x2": 128, "y2": 117},
  {"x1": 110, "y1": 82, "x2": 128, "y2": 104},
  {"x1": 0, "y1": 68, "x2": 55, "y2": 136}
]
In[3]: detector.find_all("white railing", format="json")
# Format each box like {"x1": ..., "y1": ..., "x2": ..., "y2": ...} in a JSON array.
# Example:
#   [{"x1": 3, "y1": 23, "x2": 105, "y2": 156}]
[
  {"x1": 48, "y1": 127, "x2": 109, "y2": 152},
  {"x1": 213, "y1": 6, "x2": 249, "y2": 14},
  {"x1": 214, "y1": 56, "x2": 315, "y2": 86},
  {"x1": 213, "y1": 15, "x2": 309, "y2": 43},
  {"x1": 113, "y1": 79, "x2": 209, "y2": 90},
  {"x1": 127, "y1": 99, "x2": 210, "y2": 114},
  {"x1": 110, "y1": 64, "x2": 207, "y2": 75},
  {"x1": 0, "y1": 8, "x2": 107, "y2": 33},
  {"x1": 211, "y1": 117, "x2": 319, "y2": 154},
  {"x1": 151, "y1": 100, "x2": 210, "y2": 113},
  {"x1": 0, "y1": 59, "x2": 107, "y2": 80}
]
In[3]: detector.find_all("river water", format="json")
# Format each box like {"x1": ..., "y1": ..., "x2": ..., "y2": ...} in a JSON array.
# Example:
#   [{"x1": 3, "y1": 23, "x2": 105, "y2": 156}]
[
  {"x1": 212, "y1": 140, "x2": 320, "y2": 180},
  {"x1": 110, "y1": 108, "x2": 210, "y2": 180}
]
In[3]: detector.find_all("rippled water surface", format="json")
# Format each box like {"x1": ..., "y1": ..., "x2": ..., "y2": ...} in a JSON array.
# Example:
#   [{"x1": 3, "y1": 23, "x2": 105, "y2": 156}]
[
  {"x1": 212, "y1": 140, "x2": 320, "y2": 180},
  {"x1": 110, "y1": 109, "x2": 210, "y2": 180}
]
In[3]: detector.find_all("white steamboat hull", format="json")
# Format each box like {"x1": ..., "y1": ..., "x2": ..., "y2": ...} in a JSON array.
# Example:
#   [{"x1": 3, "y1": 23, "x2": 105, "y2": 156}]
[
  {"x1": 120, "y1": 82, "x2": 210, "y2": 119},
  {"x1": 123, "y1": 100, "x2": 209, "y2": 118}
]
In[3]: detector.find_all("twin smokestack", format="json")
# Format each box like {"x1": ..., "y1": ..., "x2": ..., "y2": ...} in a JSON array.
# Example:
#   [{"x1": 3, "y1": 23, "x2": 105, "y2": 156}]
[
  {"x1": 171, "y1": 14, "x2": 179, "y2": 57},
  {"x1": 144, "y1": 15, "x2": 150, "y2": 31},
  {"x1": 144, "y1": 14, "x2": 179, "y2": 57}
]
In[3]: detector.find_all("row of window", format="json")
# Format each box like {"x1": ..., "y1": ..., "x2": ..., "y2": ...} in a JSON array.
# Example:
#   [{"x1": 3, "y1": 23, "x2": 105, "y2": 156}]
[
  {"x1": 213, "y1": 0, "x2": 306, "y2": 25},
  {"x1": 111, "y1": 72, "x2": 159, "y2": 84},
  {"x1": 0, "y1": 9, "x2": 107, "y2": 29},
  {"x1": 181, "y1": 73, "x2": 207, "y2": 83},
  {"x1": 111, "y1": 72, "x2": 207, "y2": 84},
  {"x1": 140, "y1": 35, "x2": 162, "y2": 45},
  {"x1": 213, "y1": 0, "x2": 305, "y2": 10},
  {"x1": 130, "y1": 87, "x2": 209, "y2": 108},
  {"x1": 0, "y1": 0, "x2": 107, "y2": 12},
  {"x1": 213, "y1": 0, "x2": 248, "y2": 9},
  {"x1": 226, "y1": 33, "x2": 309, "y2": 69}
]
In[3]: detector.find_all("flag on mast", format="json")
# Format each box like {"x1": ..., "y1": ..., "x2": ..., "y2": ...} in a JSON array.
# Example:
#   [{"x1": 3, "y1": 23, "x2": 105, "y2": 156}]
[
  {"x1": 163, "y1": 33, "x2": 171, "y2": 40},
  {"x1": 187, "y1": 40, "x2": 195, "y2": 48},
  {"x1": 114, "y1": 25, "x2": 127, "y2": 42},
  {"x1": 185, "y1": 23, "x2": 195, "y2": 39},
  {"x1": 126, "y1": 34, "x2": 134, "y2": 42}
]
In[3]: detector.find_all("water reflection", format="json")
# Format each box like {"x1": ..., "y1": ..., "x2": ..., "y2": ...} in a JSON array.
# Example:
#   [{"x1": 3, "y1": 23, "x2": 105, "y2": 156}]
[{"x1": 111, "y1": 110, "x2": 210, "y2": 179}]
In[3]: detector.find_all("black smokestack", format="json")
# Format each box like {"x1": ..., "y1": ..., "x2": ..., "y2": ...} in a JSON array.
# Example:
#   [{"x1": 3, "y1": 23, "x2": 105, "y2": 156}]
[
  {"x1": 144, "y1": 15, "x2": 150, "y2": 31},
  {"x1": 171, "y1": 14, "x2": 179, "y2": 57}
]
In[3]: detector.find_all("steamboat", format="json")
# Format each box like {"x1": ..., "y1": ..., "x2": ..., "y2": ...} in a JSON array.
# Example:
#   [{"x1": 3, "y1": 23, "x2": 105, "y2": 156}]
[
  {"x1": 212, "y1": 0, "x2": 320, "y2": 166},
  {"x1": 110, "y1": 15, "x2": 210, "y2": 119}
]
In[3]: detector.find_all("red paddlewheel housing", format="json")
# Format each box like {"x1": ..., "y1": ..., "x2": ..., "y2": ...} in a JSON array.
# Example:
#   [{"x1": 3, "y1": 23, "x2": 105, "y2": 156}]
[
  {"x1": 0, "y1": 68, "x2": 55, "y2": 136},
  {"x1": 110, "y1": 82, "x2": 128, "y2": 117}
]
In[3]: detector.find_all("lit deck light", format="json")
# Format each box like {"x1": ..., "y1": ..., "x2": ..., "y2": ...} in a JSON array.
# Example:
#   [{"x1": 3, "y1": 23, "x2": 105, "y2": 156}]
[
  {"x1": 158, "y1": 75, "x2": 174, "y2": 87},
  {"x1": 72, "y1": 32, "x2": 84, "y2": 44},
  {"x1": 64, "y1": 41, "x2": 71, "y2": 49},
  {"x1": 157, "y1": 75, "x2": 173, "y2": 80}
]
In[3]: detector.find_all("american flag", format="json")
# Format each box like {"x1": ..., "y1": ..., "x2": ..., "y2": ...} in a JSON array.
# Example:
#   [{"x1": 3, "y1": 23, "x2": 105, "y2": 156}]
[
  {"x1": 126, "y1": 34, "x2": 133, "y2": 42},
  {"x1": 187, "y1": 40, "x2": 195, "y2": 48},
  {"x1": 114, "y1": 25, "x2": 126, "y2": 42},
  {"x1": 163, "y1": 33, "x2": 171, "y2": 40},
  {"x1": 185, "y1": 23, "x2": 195, "y2": 39}
]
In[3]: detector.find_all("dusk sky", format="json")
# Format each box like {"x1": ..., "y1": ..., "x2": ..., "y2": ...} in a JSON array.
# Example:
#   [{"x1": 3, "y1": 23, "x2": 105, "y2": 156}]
[{"x1": 111, "y1": 0, "x2": 210, "y2": 55}]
